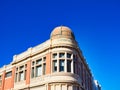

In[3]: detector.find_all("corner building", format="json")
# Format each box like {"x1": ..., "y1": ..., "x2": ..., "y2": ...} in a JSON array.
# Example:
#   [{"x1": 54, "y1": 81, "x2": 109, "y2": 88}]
[{"x1": 0, "y1": 26, "x2": 94, "y2": 90}]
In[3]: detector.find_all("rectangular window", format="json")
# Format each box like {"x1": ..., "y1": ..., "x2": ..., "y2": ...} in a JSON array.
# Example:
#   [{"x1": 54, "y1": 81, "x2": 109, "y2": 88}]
[
  {"x1": 0, "y1": 75, "x2": 2, "y2": 85},
  {"x1": 36, "y1": 59, "x2": 42, "y2": 64},
  {"x1": 24, "y1": 70, "x2": 26, "y2": 80},
  {"x1": 59, "y1": 53, "x2": 65, "y2": 58},
  {"x1": 36, "y1": 65, "x2": 42, "y2": 77},
  {"x1": 74, "y1": 62, "x2": 76, "y2": 73},
  {"x1": 15, "y1": 73, "x2": 17, "y2": 82},
  {"x1": 73, "y1": 55, "x2": 77, "y2": 61},
  {"x1": 43, "y1": 57, "x2": 46, "y2": 61},
  {"x1": 53, "y1": 60, "x2": 57, "y2": 72},
  {"x1": 0, "y1": 75, "x2": 1, "y2": 79},
  {"x1": 19, "y1": 71, "x2": 24, "y2": 81},
  {"x1": 77, "y1": 86, "x2": 79, "y2": 90},
  {"x1": 31, "y1": 67, "x2": 34, "y2": 78},
  {"x1": 43, "y1": 63, "x2": 46, "y2": 75},
  {"x1": 67, "y1": 60, "x2": 71, "y2": 72},
  {"x1": 32, "y1": 61, "x2": 35, "y2": 66},
  {"x1": 67, "y1": 53, "x2": 71, "y2": 58},
  {"x1": 53, "y1": 53, "x2": 57, "y2": 58},
  {"x1": 59, "y1": 60, "x2": 64, "y2": 71},
  {"x1": 5, "y1": 71, "x2": 12, "y2": 78},
  {"x1": 19, "y1": 66, "x2": 24, "y2": 70}
]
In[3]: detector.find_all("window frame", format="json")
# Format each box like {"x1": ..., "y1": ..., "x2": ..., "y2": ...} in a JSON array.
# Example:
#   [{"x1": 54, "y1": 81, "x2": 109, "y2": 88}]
[{"x1": 5, "y1": 71, "x2": 12, "y2": 78}]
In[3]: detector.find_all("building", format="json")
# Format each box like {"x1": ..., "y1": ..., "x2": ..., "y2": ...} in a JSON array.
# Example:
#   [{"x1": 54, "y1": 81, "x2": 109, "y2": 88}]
[
  {"x1": 92, "y1": 80, "x2": 101, "y2": 90},
  {"x1": 0, "y1": 26, "x2": 99, "y2": 90}
]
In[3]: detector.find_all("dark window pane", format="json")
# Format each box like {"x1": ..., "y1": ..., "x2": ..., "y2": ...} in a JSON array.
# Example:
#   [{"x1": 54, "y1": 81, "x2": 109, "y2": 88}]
[
  {"x1": 36, "y1": 59, "x2": 42, "y2": 64},
  {"x1": 43, "y1": 63, "x2": 46, "y2": 75},
  {"x1": 67, "y1": 60, "x2": 71, "y2": 72},
  {"x1": 0, "y1": 75, "x2": 2, "y2": 85},
  {"x1": 53, "y1": 60, "x2": 57, "y2": 72},
  {"x1": 19, "y1": 66, "x2": 24, "y2": 70},
  {"x1": 5, "y1": 71, "x2": 12, "y2": 78},
  {"x1": 67, "y1": 53, "x2": 71, "y2": 58},
  {"x1": 43, "y1": 57, "x2": 46, "y2": 61},
  {"x1": 31, "y1": 67, "x2": 34, "y2": 78},
  {"x1": 74, "y1": 62, "x2": 76, "y2": 73},
  {"x1": 59, "y1": 53, "x2": 65, "y2": 58},
  {"x1": 53, "y1": 53, "x2": 57, "y2": 58},
  {"x1": 59, "y1": 60, "x2": 64, "y2": 72}
]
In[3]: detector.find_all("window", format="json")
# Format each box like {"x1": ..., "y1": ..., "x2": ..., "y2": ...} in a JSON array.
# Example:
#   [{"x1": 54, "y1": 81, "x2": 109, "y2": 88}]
[
  {"x1": 15, "y1": 73, "x2": 17, "y2": 82},
  {"x1": 74, "y1": 62, "x2": 76, "y2": 73},
  {"x1": 19, "y1": 71, "x2": 24, "y2": 81},
  {"x1": 77, "y1": 86, "x2": 79, "y2": 90},
  {"x1": 43, "y1": 63, "x2": 46, "y2": 75},
  {"x1": 15, "y1": 64, "x2": 27, "y2": 82},
  {"x1": 36, "y1": 65, "x2": 42, "y2": 77},
  {"x1": 67, "y1": 53, "x2": 71, "y2": 58},
  {"x1": 73, "y1": 55, "x2": 77, "y2": 61},
  {"x1": 19, "y1": 66, "x2": 24, "y2": 70},
  {"x1": 36, "y1": 59, "x2": 42, "y2": 64},
  {"x1": 5, "y1": 71, "x2": 12, "y2": 78},
  {"x1": 0, "y1": 75, "x2": 2, "y2": 85},
  {"x1": 16, "y1": 67, "x2": 18, "y2": 71},
  {"x1": 53, "y1": 53, "x2": 57, "y2": 58},
  {"x1": 43, "y1": 57, "x2": 46, "y2": 61},
  {"x1": 31, "y1": 56, "x2": 46, "y2": 78},
  {"x1": 59, "y1": 53, "x2": 65, "y2": 58},
  {"x1": 0, "y1": 75, "x2": 1, "y2": 80},
  {"x1": 32, "y1": 61, "x2": 35, "y2": 66},
  {"x1": 59, "y1": 60, "x2": 64, "y2": 71},
  {"x1": 53, "y1": 60, "x2": 57, "y2": 72},
  {"x1": 31, "y1": 67, "x2": 34, "y2": 78},
  {"x1": 67, "y1": 60, "x2": 71, "y2": 72},
  {"x1": 52, "y1": 52, "x2": 74, "y2": 73},
  {"x1": 73, "y1": 86, "x2": 79, "y2": 90}
]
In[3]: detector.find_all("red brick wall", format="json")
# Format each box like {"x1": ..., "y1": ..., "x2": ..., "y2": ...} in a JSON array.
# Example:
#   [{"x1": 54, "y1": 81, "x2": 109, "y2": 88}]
[
  {"x1": 4, "y1": 77, "x2": 12, "y2": 90},
  {"x1": 1, "y1": 71, "x2": 5, "y2": 90},
  {"x1": 26, "y1": 60, "x2": 31, "y2": 85},
  {"x1": 46, "y1": 52, "x2": 51, "y2": 74},
  {"x1": 11, "y1": 67, "x2": 15, "y2": 88}
]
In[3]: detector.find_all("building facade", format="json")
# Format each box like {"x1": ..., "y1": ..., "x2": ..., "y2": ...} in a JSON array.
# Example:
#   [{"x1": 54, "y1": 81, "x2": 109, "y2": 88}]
[
  {"x1": 92, "y1": 80, "x2": 101, "y2": 90},
  {"x1": 0, "y1": 26, "x2": 100, "y2": 90}
]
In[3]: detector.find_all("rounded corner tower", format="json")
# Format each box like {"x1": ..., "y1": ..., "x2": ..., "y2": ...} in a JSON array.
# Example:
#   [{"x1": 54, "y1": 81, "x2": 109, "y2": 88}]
[
  {"x1": 50, "y1": 26, "x2": 77, "y2": 48},
  {"x1": 50, "y1": 26, "x2": 75, "y2": 40},
  {"x1": 46, "y1": 26, "x2": 82, "y2": 90}
]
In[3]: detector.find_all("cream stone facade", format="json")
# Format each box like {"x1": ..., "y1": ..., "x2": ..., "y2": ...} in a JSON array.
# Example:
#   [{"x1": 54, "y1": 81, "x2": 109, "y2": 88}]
[{"x1": 0, "y1": 26, "x2": 99, "y2": 90}]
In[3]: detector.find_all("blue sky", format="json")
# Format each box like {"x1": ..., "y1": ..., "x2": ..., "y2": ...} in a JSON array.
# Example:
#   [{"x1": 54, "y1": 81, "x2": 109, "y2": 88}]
[{"x1": 0, "y1": 0, "x2": 120, "y2": 90}]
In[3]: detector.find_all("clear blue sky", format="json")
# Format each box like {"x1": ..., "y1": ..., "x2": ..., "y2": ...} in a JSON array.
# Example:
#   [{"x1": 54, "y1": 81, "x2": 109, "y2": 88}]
[{"x1": 0, "y1": 0, "x2": 120, "y2": 90}]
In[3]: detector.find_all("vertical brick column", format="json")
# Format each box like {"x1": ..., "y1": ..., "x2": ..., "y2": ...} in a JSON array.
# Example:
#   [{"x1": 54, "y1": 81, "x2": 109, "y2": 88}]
[
  {"x1": 46, "y1": 52, "x2": 51, "y2": 74},
  {"x1": 48, "y1": 84, "x2": 51, "y2": 90},
  {"x1": 11, "y1": 66, "x2": 15, "y2": 88},
  {"x1": 26, "y1": 60, "x2": 31, "y2": 85},
  {"x1": 1, "y1": 71, "x2": 5, "y2": 90}
]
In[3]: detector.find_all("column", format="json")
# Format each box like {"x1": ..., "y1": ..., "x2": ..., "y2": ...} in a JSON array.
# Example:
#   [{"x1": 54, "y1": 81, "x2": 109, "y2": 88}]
[
  {"x1": 26, "y1": 60, "x2": 31, "y2": 85},
  {"x1": 11, "y1": 66, "x2": 15, "y2": 88},
  {"x1": 1, "y1": 70, "x2": 5, "y2": 90}
]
